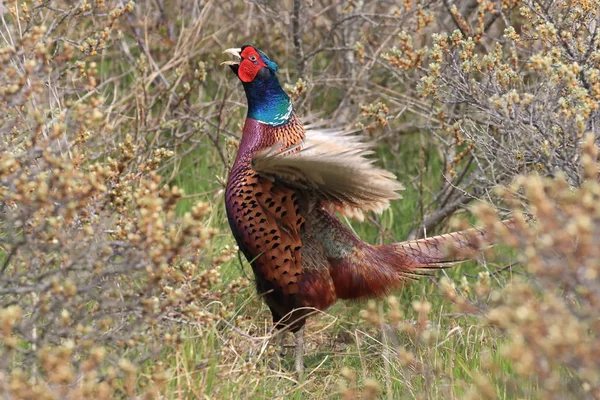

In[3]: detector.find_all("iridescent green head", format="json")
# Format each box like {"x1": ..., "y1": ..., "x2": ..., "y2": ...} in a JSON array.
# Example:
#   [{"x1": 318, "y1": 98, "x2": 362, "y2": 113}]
[{"x1": 223, "y1": 45, "x2": 292, "y2": 126}]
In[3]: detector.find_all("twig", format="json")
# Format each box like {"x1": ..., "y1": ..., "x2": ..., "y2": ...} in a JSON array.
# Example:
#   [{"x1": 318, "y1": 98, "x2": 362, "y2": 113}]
[{"x1": 291, "y1": 0, "x2": 305, "y2": 76}]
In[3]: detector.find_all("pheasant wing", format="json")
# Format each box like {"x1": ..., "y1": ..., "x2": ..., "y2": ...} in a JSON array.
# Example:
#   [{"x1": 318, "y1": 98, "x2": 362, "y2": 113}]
[{"x1": 252, "y1": 128, "x2": 404, "y2": 220}]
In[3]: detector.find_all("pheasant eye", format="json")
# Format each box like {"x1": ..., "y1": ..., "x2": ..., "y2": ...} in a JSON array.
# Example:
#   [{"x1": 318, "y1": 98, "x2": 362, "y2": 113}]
[{"x1": 249, "y1": 55, "x2": 257, "y2": 62}]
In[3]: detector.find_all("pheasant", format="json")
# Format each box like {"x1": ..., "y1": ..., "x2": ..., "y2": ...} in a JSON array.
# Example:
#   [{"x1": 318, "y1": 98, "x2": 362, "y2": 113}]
[{"x1": 223, "y1": 45, "x2": 497, "y2": 374}]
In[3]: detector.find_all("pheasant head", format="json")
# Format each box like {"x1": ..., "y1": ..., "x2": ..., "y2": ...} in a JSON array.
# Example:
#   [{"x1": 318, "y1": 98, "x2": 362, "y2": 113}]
[{"x1": 223, "y1": 45, "x2": 293, "y2": 126}]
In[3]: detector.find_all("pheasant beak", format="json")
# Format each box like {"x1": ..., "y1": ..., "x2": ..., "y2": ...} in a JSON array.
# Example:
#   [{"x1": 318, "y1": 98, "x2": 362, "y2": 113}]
[{"x1": 221, "y1": 48, "x2": 242, "y2": 66}]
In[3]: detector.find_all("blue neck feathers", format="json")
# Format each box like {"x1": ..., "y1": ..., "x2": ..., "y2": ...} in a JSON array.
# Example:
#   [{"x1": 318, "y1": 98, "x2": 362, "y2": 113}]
[{"x1": 242, "y1": 73, "x2": 292, "y2": 126}]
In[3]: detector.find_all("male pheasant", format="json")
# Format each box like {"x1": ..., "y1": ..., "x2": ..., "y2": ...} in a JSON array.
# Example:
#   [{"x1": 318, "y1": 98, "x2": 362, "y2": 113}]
[{"x1": 223, "y1": 45, "x2": 494, "y2": 374}]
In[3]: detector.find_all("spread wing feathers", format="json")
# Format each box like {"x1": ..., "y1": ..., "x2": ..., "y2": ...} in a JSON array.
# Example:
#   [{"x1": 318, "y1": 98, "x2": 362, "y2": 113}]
[{"x1": 252, "y1": 128, "x2": 404, "y2": 220}]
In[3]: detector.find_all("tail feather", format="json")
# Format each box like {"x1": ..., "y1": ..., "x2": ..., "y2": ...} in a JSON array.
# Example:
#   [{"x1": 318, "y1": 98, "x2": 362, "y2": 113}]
[
  {"x1": 390, "y1": 227, "x2": 488, "y2": 267},
  {"x1": 330, "y1": 220, "x2": 512, "y2": 300}
]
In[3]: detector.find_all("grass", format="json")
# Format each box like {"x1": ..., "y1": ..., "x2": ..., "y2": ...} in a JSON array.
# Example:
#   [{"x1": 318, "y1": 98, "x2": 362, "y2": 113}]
[{"x1": 159, "y1": 128, "x2": 520, "y2": 399}]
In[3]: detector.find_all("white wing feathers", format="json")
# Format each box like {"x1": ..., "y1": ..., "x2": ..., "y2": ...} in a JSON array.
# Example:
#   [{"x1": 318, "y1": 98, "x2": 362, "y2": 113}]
[{"x1": 251, "y1": 128, "x2": 404, "y2": 220}]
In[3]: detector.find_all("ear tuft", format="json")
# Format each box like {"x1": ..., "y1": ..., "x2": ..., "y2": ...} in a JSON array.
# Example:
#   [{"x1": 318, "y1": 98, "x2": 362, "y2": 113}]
[{"x1": 257, "y1": 50, "x2": 279, "y2": 72}]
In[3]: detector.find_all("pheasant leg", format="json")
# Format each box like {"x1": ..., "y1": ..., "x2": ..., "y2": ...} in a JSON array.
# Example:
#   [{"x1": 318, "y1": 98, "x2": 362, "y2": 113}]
[
  {"x1": 294, "y1": 328, "x2": 305, "y2": 376},
  {"x1": 278, "y1": 331, "x2": 286, "y2": 357}
]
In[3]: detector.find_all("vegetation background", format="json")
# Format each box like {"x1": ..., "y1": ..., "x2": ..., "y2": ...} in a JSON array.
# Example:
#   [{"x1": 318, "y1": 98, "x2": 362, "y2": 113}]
[{"x1": 1, "y1": 0, "x2": 599, "y2": 398}]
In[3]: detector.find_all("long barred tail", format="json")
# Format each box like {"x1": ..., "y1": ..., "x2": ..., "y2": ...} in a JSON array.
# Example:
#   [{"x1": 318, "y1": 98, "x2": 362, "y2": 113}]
[
  {"x1": 390, "y1": 222, "x2": 509, "y2": 267},
  {"x1": 329, "y1": 220, "x2": 513, "y2": 300}
]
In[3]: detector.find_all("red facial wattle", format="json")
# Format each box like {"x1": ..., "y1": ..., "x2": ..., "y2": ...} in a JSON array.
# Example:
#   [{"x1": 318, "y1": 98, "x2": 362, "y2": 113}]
[{"x1": 238, "y1": 47, "x2": 267, "y2": 83}]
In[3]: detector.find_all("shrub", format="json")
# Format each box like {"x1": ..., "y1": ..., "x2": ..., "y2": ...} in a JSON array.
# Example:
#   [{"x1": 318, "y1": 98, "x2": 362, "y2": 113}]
[
  {"x1": 359, "y1": 136, "x2": 600, "y2": 398},
  {"x1": 377, "y1": 0, "x2": 600, "y2": 236},
  {"x1": 0, "y1": 2, "x2": 219, "y2": 397}
]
